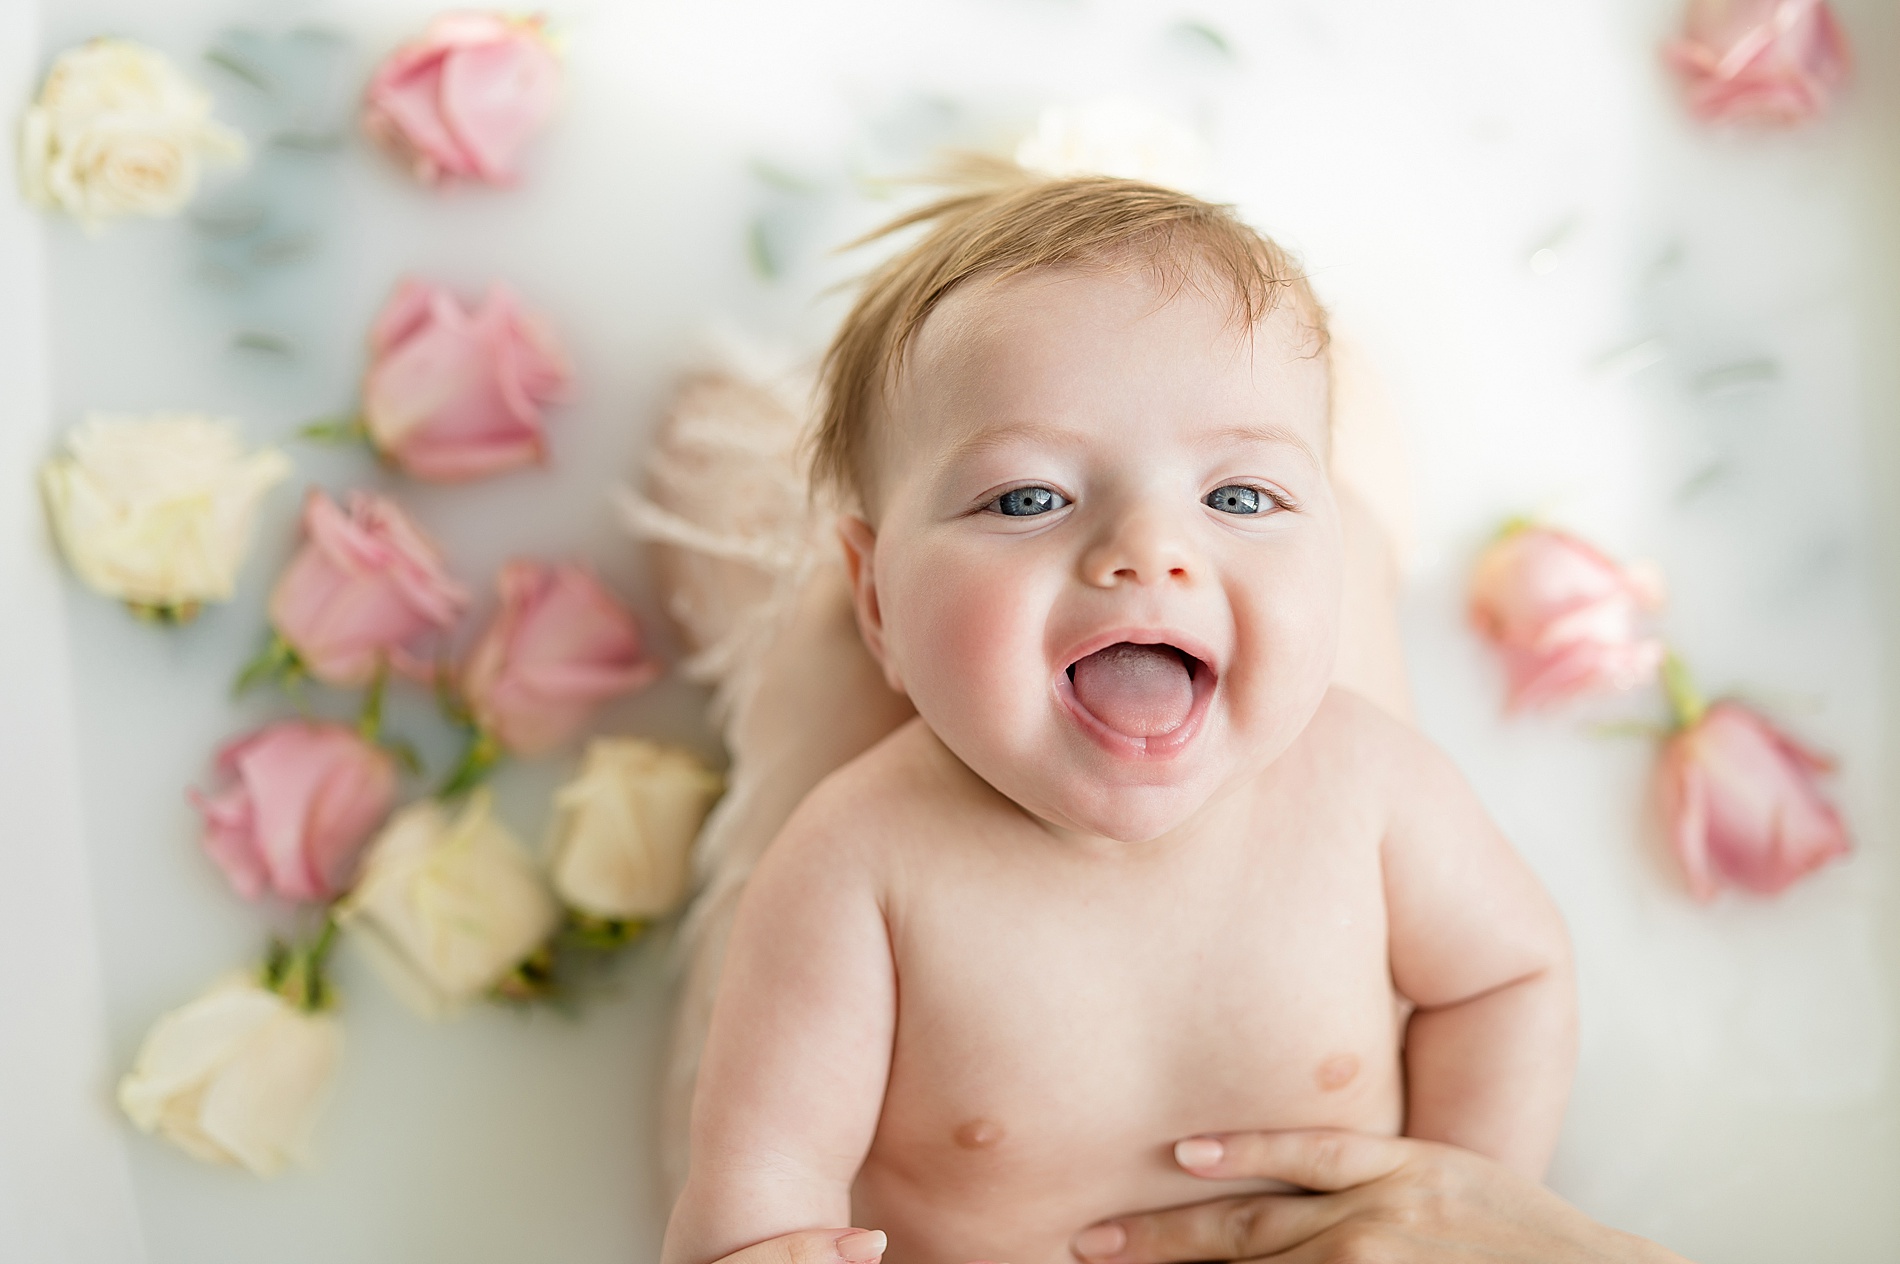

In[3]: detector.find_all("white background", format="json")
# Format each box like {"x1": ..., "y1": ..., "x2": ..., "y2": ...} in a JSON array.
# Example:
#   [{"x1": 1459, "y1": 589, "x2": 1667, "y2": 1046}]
[{"x1": 2, "y1": 0, "x2": 1898, "y2": 1261}]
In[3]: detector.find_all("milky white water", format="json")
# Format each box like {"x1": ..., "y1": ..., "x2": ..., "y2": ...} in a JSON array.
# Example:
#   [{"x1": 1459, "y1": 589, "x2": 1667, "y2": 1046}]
[{"x1": 2, "y1": 2, "x2": 1897, "y2": 1261}]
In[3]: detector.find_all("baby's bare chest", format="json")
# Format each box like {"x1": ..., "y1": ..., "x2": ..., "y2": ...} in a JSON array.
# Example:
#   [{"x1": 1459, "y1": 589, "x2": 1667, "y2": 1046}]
[{"x1": 862, "y1": 821, "x2": 1402, "y2": 1223}]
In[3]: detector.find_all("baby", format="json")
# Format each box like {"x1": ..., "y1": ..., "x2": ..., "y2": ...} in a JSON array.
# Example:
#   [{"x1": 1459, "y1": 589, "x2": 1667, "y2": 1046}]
[{"x1": 662, "y1": 176, "x2": 1576, "y2": 1264}]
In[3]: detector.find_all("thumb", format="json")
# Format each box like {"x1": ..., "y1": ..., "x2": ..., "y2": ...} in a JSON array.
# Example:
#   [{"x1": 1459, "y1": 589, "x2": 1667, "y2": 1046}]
[{"x1": 717, "y1": 1228, "x2": 887, "y2": 1264}]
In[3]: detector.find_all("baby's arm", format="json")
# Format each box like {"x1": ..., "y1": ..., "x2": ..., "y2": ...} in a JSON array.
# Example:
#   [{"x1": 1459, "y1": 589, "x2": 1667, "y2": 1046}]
[
  {"x1": 1382, "y1": 730, "x2": 1577, "y2": 1179},
  {"x1": 661, "y1": 786, "x2": 897, "y2": 1264}
]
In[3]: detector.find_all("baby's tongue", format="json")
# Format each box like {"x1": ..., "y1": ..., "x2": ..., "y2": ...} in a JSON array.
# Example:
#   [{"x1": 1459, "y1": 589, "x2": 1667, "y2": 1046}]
[{"x1": 1070, "y1": 642, "x2": 1195, "y2": 738}]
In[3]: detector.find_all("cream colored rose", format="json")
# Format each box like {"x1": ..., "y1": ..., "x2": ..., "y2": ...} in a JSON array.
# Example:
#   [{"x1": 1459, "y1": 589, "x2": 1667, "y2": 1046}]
[
  {"x1": 547, "y1": 739, "x2": 722, "y2": 921},
  {"x1": 39, "y1": 413, "x2": 291, "y2": 618},
  {"x1": 19, "y1": 39, "x2": 246, "y2": 225},
  {"x1": 117, "y1": 976, "x2": 340, "y2": 1176},
  {"x1": 1014, "y1": 98, "x2": 1209, "y2": 191},
  {"x1": 337, "y1": 791, "x2": 561, "y2": 1015}
]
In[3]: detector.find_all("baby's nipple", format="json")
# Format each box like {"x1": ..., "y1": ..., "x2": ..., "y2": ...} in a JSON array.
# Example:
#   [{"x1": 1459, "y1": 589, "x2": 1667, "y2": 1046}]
[
  {"x1": 953, "y1": 1118, "x2": 1005, "y2": 1150},
  {"x1": 1070, "y1": 642, "x2": 1195, "y2": 737}
]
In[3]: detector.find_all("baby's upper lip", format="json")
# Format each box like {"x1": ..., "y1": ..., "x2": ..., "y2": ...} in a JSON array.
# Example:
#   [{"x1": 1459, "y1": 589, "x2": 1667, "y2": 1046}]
[{"x1": 1056, "y1": 627, "x2": 1221, "y2": 677}]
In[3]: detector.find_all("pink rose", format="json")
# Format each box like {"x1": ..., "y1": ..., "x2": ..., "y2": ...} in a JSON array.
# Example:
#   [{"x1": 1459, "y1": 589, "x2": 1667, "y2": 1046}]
[
  {"x1": 462, "y1": 561, "x2": 660, "y2": 757},
  {"x1": 1665, "y1": 0, "x2": 1850, "y2": 126},
  {"x1": 190, "y1": 721, "x2": 399, "y2": 903},
  {"x1": 363, "y1": 278, "x2": 571, "y2": 483},
  {"x1": 1469, "y1": 524, "x2": 1666, "y2": 711},
  {"x1": 1661, "y1": 701, "x2": 1850, "y2": 900},
  {"x1": 270, "y1": 489, "x2": 469, "y2": 686},
  {"x1": 363, "y1": 12, "x2": 560, "y2": 187}
]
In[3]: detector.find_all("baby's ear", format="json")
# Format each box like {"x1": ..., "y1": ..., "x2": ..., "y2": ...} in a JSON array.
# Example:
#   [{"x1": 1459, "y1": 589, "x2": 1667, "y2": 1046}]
[{"x1": 836, "y1": 515, "x2": 901, "y2": 690}]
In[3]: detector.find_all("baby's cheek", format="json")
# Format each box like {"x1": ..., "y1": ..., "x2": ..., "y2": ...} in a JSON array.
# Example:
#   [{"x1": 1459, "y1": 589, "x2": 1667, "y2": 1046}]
[
  {"x1": 886, "y1": 549, "x2": 1049, "y2": 734},
  {"x1": 1227, "y1": 554, "x2": 1340, "y2": 720}
]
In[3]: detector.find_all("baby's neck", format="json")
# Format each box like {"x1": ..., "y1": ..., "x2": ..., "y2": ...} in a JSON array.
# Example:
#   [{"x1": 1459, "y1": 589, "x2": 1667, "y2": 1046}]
[{"x1": 919, "y1": 719, "x2": 1264, "y2": 862}]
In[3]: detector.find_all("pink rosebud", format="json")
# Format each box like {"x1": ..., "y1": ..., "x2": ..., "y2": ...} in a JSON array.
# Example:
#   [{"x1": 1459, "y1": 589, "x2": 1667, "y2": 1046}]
[
  {"x1": 363, "y1": 278, "x2": 571, "y2": 483},
  {"x1": 1469, "y1": 524, "x2": 1666, "y2": 711},
  {"x1": 190, "y1": 721, "x2": 399, "y2": 903},
  {"x1": 270, "y1": 489, "x2": 469, "y2": 686},
  {"x1": 1665, "y1": 0, "x2": 1850, "y2": 126},
  {"x1": 363, "y1": 11, "x2": 560, "y2": 187},
  {"x1": 462, "y1": 561, "x2": 660, "y2": 757},
  {"x1": 1661, "y1": 701, "x2": 1850, "y2": 900}
]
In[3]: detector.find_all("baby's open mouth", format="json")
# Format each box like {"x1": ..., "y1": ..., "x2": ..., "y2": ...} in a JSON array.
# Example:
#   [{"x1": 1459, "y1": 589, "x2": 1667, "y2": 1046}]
[{"x1": 1065, "y1": 641, "x2": 1207, "y2": 740}]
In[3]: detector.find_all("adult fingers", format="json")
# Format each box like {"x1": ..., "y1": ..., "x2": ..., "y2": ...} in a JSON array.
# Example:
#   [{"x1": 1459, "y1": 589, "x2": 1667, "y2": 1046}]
[
  {"x1": 716, "y1": 1228, "x2": 888, "y2": 1264},
  {"x1": 1172, "y1": 1130, "x2": 1416, "y2": 1192},
  {"x1": 1073, "y1": 1191, "x2": 1359, "y2": 1264}
]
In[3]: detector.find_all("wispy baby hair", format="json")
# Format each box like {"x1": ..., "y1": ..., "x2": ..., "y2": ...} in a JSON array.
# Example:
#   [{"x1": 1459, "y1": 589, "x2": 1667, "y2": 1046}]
[{"x1": 812, "y1": 163, "x2": 1328, "y2": 505}]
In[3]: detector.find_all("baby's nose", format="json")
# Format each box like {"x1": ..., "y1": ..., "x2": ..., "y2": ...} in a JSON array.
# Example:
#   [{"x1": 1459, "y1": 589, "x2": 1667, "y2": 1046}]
[{"x1": 1080, "y1": 508, "x2": 1195, "y2": 587}]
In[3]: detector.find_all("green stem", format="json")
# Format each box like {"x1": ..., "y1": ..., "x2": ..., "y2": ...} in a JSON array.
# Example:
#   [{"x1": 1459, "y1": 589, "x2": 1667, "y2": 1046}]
[
  {"x1": 1492, "y1": 514, "x2": 1537, "y2": 543},
  {"x1": 297, "y1": 414, "x2": 369, "y2": 446},
  {"x1": 437, "y1": 728, "x2": 501, "y2": 800},
  {"x1": 128, "y1": 600, "x2": 203, "y2": 626},
  {"x1": 1660, "y1": 651, "x2": 1706, "y2": 731},
  {"x1": 265, "y1": 914, "x2": 341, "y2": 1013},
  {"x1": 358, "y1": 661, "x2": 387, "y2": 742}
]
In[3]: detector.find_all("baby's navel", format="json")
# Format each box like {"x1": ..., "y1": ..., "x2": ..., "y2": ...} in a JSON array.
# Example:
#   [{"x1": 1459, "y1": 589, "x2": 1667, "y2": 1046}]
[
  {"x1": 953, "y1": 1118, "x2": 1005, "y2": 1150},
  {"x1": 1315, "y1": 1053, "x2": 1360, "y2": 1093}
]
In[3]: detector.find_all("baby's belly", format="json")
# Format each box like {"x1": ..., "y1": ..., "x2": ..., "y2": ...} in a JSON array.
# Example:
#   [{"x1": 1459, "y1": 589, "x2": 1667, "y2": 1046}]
[{"x1": 849, "y1": 1050, "x2": 1403, "y2": 1264}]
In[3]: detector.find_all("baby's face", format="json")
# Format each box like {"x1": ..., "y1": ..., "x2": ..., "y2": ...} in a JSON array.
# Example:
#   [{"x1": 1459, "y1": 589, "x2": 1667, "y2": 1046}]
[{"x1": 844, "y1": 264, "x2": 1341, "y2": 843}]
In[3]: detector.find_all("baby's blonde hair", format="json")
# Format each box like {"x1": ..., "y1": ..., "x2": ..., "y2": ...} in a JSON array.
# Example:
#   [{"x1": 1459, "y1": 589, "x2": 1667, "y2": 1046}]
[{"x1": 812, "y1": 167, "x2": 1329, "y2": 505}]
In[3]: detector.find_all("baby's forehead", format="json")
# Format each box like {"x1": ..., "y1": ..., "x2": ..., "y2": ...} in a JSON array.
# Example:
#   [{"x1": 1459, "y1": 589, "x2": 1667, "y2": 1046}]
[{"x1": 896, "y1": 263, "x2": 1329, "y2": 447}]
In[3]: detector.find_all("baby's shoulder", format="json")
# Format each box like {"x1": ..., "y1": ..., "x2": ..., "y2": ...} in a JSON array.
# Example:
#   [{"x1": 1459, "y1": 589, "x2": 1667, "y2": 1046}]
[
  {"x1": 1285, "y1": 686, "x2": 1463, "y2": 807},
  {"x1": 772, "y1": 716, "x2": 988, "y2": 869},
  {"x1": 1296, "y1": 685, "x2": 1425, "y2": 762}
]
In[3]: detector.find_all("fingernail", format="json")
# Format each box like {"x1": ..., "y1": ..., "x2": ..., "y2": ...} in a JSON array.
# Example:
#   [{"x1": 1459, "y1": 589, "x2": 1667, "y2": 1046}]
[
  {"x1": 1073, "y1": 1223, "x2": 1127, "y2": 1258},
  {"x1": 836, "y1": 1229, "x2": 887, "y2": 1262},
  {"x1": 1175, "y1": 1136, "x2": 1224, "y2": 1170}
]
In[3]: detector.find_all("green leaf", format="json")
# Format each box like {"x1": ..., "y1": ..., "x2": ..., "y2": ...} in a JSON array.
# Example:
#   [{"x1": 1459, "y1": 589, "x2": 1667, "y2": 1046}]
[
  {"x1": 191, "y1": 203, "x2": 267, "y2": 239},
  {"x1": 232, "y1": 330, "x2": 296, "y2": 357},
  {"x1": 271, "y1": 130, "x2": 344, "y2": 152},
  {"x1": 746, "y1": 218, "x2": 780, "y2": 280},
  {"x1": 748, "y1": 158, "x2": 819, "y2": 194},
  {"x1": 233, "y1": 632, "x2": 302, "y2": 697},
  {"x1": 1170, "y1": 20, "x2": 1234, "y2": 59},
  {"x1": 204, "y1": 45, "x2": 274, "y2": 92},
  {"x1": 251, "y1": 233, "x2": 318, "y2": 266}
]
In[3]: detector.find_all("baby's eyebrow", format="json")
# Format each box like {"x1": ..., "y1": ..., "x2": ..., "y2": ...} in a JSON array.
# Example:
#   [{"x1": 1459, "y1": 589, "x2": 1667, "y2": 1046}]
[
  {"x1": 935, "y1": 419, "x2": 1081, "y2": 467},
  {"x1": 934, "y1": 418, "x2": 1324, "y2": 470},
  {"x1": 1200, "y1": 422, "x2": 1324, "y2": 468}
]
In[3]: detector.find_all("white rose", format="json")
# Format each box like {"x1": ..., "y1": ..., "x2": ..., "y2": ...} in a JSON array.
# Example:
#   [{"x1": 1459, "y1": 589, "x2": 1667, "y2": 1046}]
[
  {"x1": 337, "y1": 791, "x2": 562, "y2": 1016},
  {"x1": 1014, "y1": 98, "x2": 1209, "y2": 192},
  {"x1": 547, "y1": 739, "x2": 722, "y2": 921},
  {"x1": 19, "y1": 38, "x2": 246, "y2": 225},
  {"x1": 39, "y1": 413, "x2": 291, "y2": 619},
  {"x1": 117, "y1": 975, "x2": 340, "y2": 1177}
]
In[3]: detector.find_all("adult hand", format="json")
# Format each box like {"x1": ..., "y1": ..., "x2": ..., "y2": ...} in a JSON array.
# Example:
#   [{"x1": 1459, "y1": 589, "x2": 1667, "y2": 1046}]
[
  {"x1": 1069, "y1": 1131, "x2": 1692, "y2": 1264},
  {"x1": 710, "y1": 1228, "x2": 889, "y2": 1264}
]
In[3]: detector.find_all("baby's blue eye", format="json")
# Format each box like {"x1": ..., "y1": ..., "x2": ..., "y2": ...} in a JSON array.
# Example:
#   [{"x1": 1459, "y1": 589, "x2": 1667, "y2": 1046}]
[
  {"x1": 1205, "y1": 485, "x2": 1265, "y2": 515},
  {"x1": 991, "y1": 486, "x2": 1068, "y2": 516}
]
